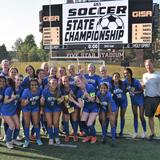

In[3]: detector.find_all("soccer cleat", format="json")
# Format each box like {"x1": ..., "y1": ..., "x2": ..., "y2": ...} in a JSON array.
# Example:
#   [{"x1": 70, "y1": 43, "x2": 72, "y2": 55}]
[
  {"x1": 132, "y1": 132, "x2": 138, "y2": 139},
  {"x1": 73, "y1": 135, "x2": 78, "y2": 142},
  {"x1": 79, "y1": 131, "x2": 85, "y2": 137},
  {"x1": 30, "y1": 135, "x2": 36, "y2": 141},
  {"x1": 141, "y1": 132, "x2": 147, "y2": 139},
  {"x1": 82, "y1": 136, "x2": 91, "y2": 143},
  {"x1": 36, "y1": 139, "x2": 43, "y2": 146},
  {"x1": 23, "y1": 140, "x2": 30, "y2": 148},
  {"x1": 17, "y1": 135, "x2": 23, "y2": 141},
  {"x1": 12, "y1": 140, "x2": 23, "y2": 146},
  {"x1": 101, "y1": 137, "x2": 106, "y2": 144},
  {"x1": 6, "y1": 141, "x2": 14, "y2": 149},
  {"x1": 3, "y1": 135, "x2": 6, "y2": 142},
  {"x1": 48, "y1": 139, "x2": 54, "y2": 145},
  {"x1": 149, "y1": 134, "x2": 156, "y2": 140},
  {"x1": 119, "y1": 132, "x2": 123, "y2": 137},
  {"x1": 55, "y1": 138, "x2": 61, "y2": 145},
  {"x1": 65, "y1": 136, "x2": 70, "y2": 142},
  {"x1": 90, "y1": 136, "x2": 97, "y2": 144}
]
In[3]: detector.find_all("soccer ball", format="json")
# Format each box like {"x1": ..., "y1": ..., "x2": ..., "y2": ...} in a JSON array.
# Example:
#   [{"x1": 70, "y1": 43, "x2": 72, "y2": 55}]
[{"x1": 97, "y1": 14, "x2": 124, "y2": 30}]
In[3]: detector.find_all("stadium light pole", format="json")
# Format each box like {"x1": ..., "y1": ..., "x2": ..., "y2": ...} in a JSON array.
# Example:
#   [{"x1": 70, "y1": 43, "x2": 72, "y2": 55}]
[
  {"x1": 49, "y1": 0, "x2": 52, "y2": 59},
  {"x1": 98, "y1": 0, "x2": 100, "y2": 60}
]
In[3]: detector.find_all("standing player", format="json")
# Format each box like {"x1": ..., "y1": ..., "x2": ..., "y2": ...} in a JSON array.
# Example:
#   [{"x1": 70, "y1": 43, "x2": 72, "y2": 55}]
[
  {"x1": 96, "y1": 82, "x2": 117, "y2": 144},
  {"x1": 124, "y1": 68, "x2": 147, "y2": 138},
  {"x1": 84, "y1": 63, "x2": 99, "y2": 90},
  {"x1": 111, "y1": 72, "x2": 128, "y2": 136},
  {"x1": 40, "y1": 77, "x2": 63, "y2": 145},
  {"x1": 142, "y1": 59, "x2": 160, "y2": 139},
  {"x1": 0, "y1": 76, "x2": 7, "y2": 140},
  {"x1": 21, "y1": 78, "x2": 43, "y2": 147},
  {"x1": 1, "y1": 74, "x2": 23, "y2": 148},
  {"x1": 72, "y1": 75, "x2": 99, "y2": 144},
  {"x1": 61, "y1": 76, "x2": 79, "y2": 142}
]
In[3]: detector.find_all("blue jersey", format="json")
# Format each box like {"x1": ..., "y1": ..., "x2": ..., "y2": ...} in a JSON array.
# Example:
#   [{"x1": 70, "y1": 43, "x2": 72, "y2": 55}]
[
  {"x1": 42, "y1": 87, "x2": 62, "y2": 109},
  {"x1": 60, "y1": 84, "x2": 78, "y2": 108},
  {"x1": 76, "y1": 84, "x2": 96, "y2": 107},
  {"x1": 21, "y1": 87, "x2": 42, "y2": 110},
  {"x1": 1, "y1": 86, "x2": 22, "y2": 116},
  {"x1": 84, "y1": 74, "x2": 100, "y2": 89},
  {"x1": 0, "y1": 87, "x2": 6, "y2": 113},
  {"x1": 98, "y1": 76, "x2": 112, "y2": 90},
  {"x1": 0, "y1": 71, "x2": 9, "y2": 79},
  {"x1": 124, "y1": 78, "x2": 144, "y2": 106},
  {"x1": 97, "y1": 91, "x2": 117, "y2": 112},
  {"x1": 21, "y1": 76, "x2": 31, "y2": 89},
  {"x1": 111, "y1": 81, "x2": 128, "y2": 109},
  {"x1": 69, "y1": 75, "x2": 77, "y2": 85}
]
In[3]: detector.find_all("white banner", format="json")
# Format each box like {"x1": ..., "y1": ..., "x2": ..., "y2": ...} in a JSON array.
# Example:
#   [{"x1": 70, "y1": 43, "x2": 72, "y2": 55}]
[{"x1": 63, "y1": 0, "x2": 128, "y2": 45}]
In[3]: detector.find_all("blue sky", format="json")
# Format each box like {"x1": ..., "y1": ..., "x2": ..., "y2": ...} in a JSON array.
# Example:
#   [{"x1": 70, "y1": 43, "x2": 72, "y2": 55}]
[{"x1": 0, "y1": 0, "x2": 159, "y2": 50}]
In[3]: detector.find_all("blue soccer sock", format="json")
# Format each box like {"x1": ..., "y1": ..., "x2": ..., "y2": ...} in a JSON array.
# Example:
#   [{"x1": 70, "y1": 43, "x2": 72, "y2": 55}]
[
  {"x1": 79, "y1": 120, "x2": 83, "y2": 132},
  {"x1": 120, "y1": 119, "x2": 125, "y2": 134},
  {"x1": 54, "y1": 127, "x2": 59, "y2": 138},
  {"x1": 88, "y1": 125, "x2": 96, "y2": 137},
  {"x1": 102, "y1": 123, "x2": 107, "y2": 138},
  {"x1": 47, "y1": 127, "x2": 54, "y2": 139},
  {"x1": 44, "y1": 121, "x2": 48, "y2": 131},
  {"x1": 4, "y1": 123, "x2": 9, "y2": 135},
  {"x1": 13, "y1": 128, "x2": 20, "y2": 140},
  {"x1": 72, "y1": 121, "x2": 78, "y2": 136},
  {"x1": 106, "y1": 118, "x2": 109, "y2": 133},
  {"x1": 6, "y1": 128, "x2": 13, "y2": 142},
  {"x1": 141, "y1": 120, "x2": 147, "y2": 132},
  {"x1": 31, "y1": 126, "x2": 35, "y2": 135},
  {"x1": 22, "y1": 118, "x2": 25, "y2": 132},
  {"x1": 111, "y1": 126, "x2": 116, "y2": 141},
  {"x1": 24, "y1": 127, "x2": 30, "y2": 141},
  {"x1": 34, "y1": 127, "x2": 40, "y2": 140},
  {"x1": 134, "y1": 118, "x2": 138, "y2": 133},
  {"x1": 63, "y1": 121, "x2": 69, "y2": 136}
]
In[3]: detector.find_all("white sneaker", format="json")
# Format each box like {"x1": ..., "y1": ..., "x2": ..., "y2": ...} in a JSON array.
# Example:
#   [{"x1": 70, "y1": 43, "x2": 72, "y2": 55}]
[
  {"x1": 132, "y1": 132, "x2": 138, "y2": 138},
  {"x1": 55, "y1": 138, "x2": 61, "y2": 145},
  {"x1": 12, "y1": 140, "x2": 23, "y2": 146},
  {"x1": 49, "y1": 139, "x2": 54, "y2": 145},
  {"x1": 17, "y1": 135, "x2": 23, "y2": 141},
  {"x1": 141, "y1": 132, "x2": 147, "y2": 138},
  {"x1": 6, "y1": 141, "x2": 14, "y2": 149},
  {"x1": 3, "y1": 135, "x2": 6, "y2": 142}
]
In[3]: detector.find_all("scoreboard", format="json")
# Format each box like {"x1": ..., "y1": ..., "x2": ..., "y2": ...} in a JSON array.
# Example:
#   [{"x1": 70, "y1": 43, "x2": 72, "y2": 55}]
[{"x1": 39, "y1": 0, "x2": 153, "y2": 58}]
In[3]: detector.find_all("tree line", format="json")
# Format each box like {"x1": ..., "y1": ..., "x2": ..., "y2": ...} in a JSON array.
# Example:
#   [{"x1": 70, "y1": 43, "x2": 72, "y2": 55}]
[{"x1": 0, "y1": 34, "x2": 49, "y2": 62}]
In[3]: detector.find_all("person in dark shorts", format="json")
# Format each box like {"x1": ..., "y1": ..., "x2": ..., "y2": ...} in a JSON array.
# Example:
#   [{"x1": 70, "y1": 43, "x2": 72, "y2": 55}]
[{"x1": 142, "y1": 59, "x2": 160, "y2": 139}]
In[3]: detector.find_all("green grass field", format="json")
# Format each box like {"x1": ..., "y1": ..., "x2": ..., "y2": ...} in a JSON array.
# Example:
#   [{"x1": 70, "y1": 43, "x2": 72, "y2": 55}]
[{"x1": 1, "y1": 62, "x2": 158, "y2": 160}]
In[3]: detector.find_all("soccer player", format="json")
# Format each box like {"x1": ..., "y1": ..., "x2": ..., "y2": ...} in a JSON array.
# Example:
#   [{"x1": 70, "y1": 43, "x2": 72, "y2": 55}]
[
  {"x1": 1, "y1": 74, "x2": 23, "y2": 148},
  {"x1": 84, "y1": 63, "x2": 99, "y2": 89},
  {"x1": 96, "y1": 82, "x2": 117, "y2": 144},
  {"x1": 0, "y1": 76, "x2": 7, "y2": 140},
  {"x1": 21, "y1": 65, "x2": 36, "y2": 89},
  {"x1": 21, "y1": 78, "x2": 43, "y2": 147},
  {"x1": 40, "y1": 77, "x2": 63, "y2": 145},
  {"x1": 111, "y1": 72, "x2": 128, "y2": 136},
  {"x1": 60, "y1": 75, "x2": 79, "y2": 142},
  {"x1": 124, "y1": 68, "x2": 147, "y2": 138},
  {"x1": 73, "y1": 75, "x2": 99, "y2": 144}
]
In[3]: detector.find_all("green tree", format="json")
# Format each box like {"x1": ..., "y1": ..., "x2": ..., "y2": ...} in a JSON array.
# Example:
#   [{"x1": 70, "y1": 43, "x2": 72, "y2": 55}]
[{"x1": 0, "y1": 44, "x2": 11, "y2": 61}]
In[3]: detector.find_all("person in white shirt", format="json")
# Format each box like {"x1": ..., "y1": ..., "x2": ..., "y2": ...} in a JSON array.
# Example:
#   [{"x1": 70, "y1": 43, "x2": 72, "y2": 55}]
[{"x1": 142, "y1": 59, "x2": 160, "y2": 139}]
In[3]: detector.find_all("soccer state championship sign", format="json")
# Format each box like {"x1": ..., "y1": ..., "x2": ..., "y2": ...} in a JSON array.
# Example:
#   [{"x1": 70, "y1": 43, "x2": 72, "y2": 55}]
[
  {"x1": 40, "y1": 0, "x2": 152, "y2": 58},
  {"x1": 63, "y1": 0, "x2": 128, "y2": 45}
]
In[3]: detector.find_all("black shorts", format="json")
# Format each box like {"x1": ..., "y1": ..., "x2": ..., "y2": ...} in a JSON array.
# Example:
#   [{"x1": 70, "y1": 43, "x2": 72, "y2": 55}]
[{"x1": 144, "y1": 96, "x2": 160, "y2": 117}]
